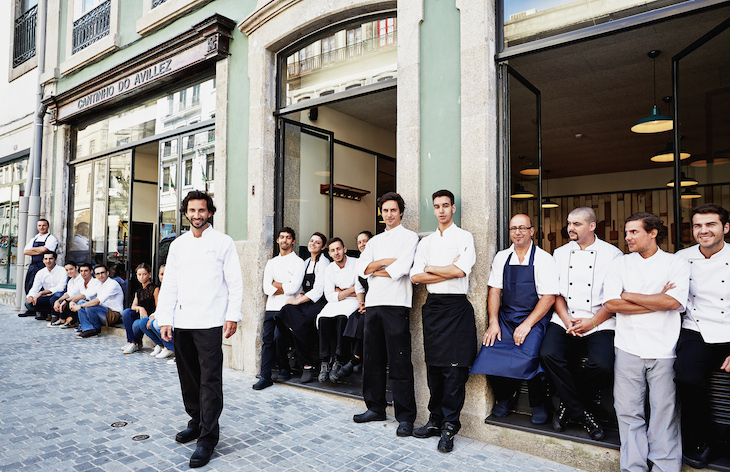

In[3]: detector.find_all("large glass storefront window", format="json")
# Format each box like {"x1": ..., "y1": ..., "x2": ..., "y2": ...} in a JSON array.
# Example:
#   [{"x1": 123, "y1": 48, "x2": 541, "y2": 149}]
[
  {"x1": 279, "y1": 13, "x2": 397, "y2": 108},
  {"x1": 0, "y1": 158, "x2": 27, "y2": 287},
  {"x1": 69, "y1": 77, "x2": 216, "y2": 281}
]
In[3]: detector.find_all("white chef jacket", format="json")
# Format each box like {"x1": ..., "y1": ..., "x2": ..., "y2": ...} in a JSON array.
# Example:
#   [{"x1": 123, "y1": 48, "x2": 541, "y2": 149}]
[
  {"x1": 155, "y1": 225, "x2": 244, "y2": 329},
  {"x1": 28, "y1": 265, "x2": 67, "y2": 297},
  {"x1": 263, "y1": 251, "x2": 306, "y2": 312},
  {"x1": 317, "y1": 255, "x2": 365, "y2": 322},
  {"x1": 302, "y1": 255, "x2": 330, "y2": 303},
  {"x1": 80, "y1": 277, "x2": 102, "y2": 301},
  {"x1": 410, "y1": 223, "x2": 476, "y2": 295},
  {"x1": 552, "y1": 237, "x2": 624, "y2": 333},
  {"x1": 603, "y1": 249, "x2": 690, "y2": 359},
  {"x1": 94, "y1": 278, "x2": 125, "y2": 314},
  {"x1": 487, "y1": 242, "x2": 560, "y2": 297},
  {"x1": 356, "y1": 224, "x2": 419, "y2": 308},
  {"x1": 24, "y1": 232, "x2": 58, "y2": 252},
  {"x1": 676, "y1": 242, "x2": 730, "y2": 344}
]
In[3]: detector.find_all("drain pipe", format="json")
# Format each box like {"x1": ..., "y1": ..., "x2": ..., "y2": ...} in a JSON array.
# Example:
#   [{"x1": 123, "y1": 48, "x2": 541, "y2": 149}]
[{"x1": 16, "y1": 0, "x2": 48, "y2": 310}]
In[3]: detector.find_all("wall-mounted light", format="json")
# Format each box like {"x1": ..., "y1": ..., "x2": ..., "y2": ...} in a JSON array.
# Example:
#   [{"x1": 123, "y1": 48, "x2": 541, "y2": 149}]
[{"x1": 631, "y1": 50, "x2": 673, "y2": 134}]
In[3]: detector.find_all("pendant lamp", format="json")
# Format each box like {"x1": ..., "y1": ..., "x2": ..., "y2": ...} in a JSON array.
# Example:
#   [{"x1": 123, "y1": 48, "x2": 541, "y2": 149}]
[
  {"x1": 681, "y1": 187, "x2": 702, "y2": 199},
  {"x1": 631, "y1": 50, "x2": 673, "y2": 134},
  {"x1": 511, "y1": 184, "x2": 534, "y2": 199},
  {"x1": 520, "y1": 158, "x2": 540, "y2": 176},
  {"x1": 651, "y1": 141, "x2": 691, "y2": 163},
  {"x1": 666, "y1": 172, "x2": 698, "y2": 188},
  {"x1": 541, "y1": 170, "x2": 558, "y2": 208},
  {"x1": 690, "y1": 157, "x2": 730, "y2": 167}
]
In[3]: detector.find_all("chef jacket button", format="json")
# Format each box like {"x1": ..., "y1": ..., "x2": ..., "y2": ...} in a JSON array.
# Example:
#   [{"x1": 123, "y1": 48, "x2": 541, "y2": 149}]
[
  {"x1": 721, "y1": 298, "x2": 724, "y2": 301},
  {"x1": 690, "y1": 261, "x2": 693, "y2": 264},
  {"x1": 588, "y1": 283, "x2": 591, "y2": 286},
  {"x1": 570, "y1": 266, "x2": 573, "y2": 268},
  {"x1": 570, "y1": 282, "x2": 573, "y2": 285},
  {"x1": 586, "y1": 300, "x2": 590, "y2": 303},
  {"x1": 568, "y1": 297, "x2": 571, "y2": 299},
  {"x1": 571, "y1": 311, "x2": 575, "y2": 314},
  {"x1": 589, "y1": 266, "x2": 592, "y2": 268}
]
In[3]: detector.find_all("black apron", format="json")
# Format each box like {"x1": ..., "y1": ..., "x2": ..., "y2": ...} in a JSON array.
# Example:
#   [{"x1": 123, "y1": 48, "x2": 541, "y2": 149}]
[
  {"x1": 25, "y1": 236, "x2": 46, "y2": 294},
  {"x1": 421, "y1": 293, "x2": 477, "y2": 367},
  {"x1": 470, "y1": 245, "x2": 549, "y2": 379},
  {"x1": 343, "y1": 275, "x2": 369, "y2": 340}
]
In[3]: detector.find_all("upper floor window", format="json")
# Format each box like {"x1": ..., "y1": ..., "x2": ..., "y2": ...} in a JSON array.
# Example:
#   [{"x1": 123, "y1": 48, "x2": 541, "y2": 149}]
[
  {"x1": 72, "y1": 0, "x2": 111, "y2": 54},
  {"x1": 12, "y1": 0, "x2": 38, "y2": 68}
]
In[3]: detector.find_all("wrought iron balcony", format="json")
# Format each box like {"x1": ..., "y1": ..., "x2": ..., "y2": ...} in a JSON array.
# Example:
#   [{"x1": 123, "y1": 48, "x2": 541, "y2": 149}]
[
  {"x1": 13, "y1": 5, "x2": 37, "y2": 68},
  {"x1": 152, "y1": 0, "x2": 169, "y2": 7},
  {"x1": 286, "y1": 31, "x2": 397, "y2": 79},
  {"x1": 72, "y1": 0, "x2": 111, "y2": 54}
]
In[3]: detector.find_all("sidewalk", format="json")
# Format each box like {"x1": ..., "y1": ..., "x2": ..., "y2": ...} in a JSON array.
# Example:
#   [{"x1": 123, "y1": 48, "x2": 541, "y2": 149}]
[{"x1": 0, "y1": 304, "x2": 586, "y2": 472}]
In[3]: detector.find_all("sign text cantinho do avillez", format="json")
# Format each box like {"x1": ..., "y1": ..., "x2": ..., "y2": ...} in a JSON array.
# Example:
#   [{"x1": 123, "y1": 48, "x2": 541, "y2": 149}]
[{"x1": 57, "y1": 41, "x2": 208, "y2": 122}]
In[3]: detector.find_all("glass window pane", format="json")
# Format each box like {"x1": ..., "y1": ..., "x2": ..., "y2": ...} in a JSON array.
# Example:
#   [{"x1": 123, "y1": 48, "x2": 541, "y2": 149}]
[
  {"x1": 69, "y1": 162, "x2": 92, "y2": 264},
  {"x1": 281, "y1": 16, "x2": 397, "y2": 108},
  {"x1": 107, "y1": 153, "x2": 130, "y2": 274},
  {"x1": 92, "y1": 160, "x2": 107, "y2": 266}
]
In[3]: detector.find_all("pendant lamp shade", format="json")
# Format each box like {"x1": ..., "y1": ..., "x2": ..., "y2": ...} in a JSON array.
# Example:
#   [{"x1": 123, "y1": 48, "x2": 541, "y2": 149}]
[
  {"x1": 511, "y1": 184, "x2": 534, "y2": 199},
  {"x1": 666, "y1": 172, "x2": 698, "y2": 188},
  {"x1": 520, "y1": 160, "x2": 540, "y2": 176},
  {"x1": 681, "y1": 187, "x2": 702, "y2": 199},
  {"x1": 690, "y1": 157, "x2": 730, "y2": 167},
  {"x1": 631, "y1": 51, "x2": 673, "y2": 134},
  {"x1": 542, "y1": 199, "x2": 559, "y2": 209},
  {"x1": 651, "y1": 141, "x2": 691, "y2": 162}
]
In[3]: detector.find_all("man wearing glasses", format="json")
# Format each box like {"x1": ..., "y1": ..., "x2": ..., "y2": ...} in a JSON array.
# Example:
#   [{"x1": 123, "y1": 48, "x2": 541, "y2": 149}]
[
  {"x1": 471, "y1": 214, "x2": 559, "y2": 425},
  {"x1": 70, "y1": 264, "x2": 124, "y2": 338}
]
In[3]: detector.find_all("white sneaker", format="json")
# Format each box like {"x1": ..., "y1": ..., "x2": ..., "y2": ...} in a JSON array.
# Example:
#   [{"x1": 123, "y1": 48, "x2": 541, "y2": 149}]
[
  {"x1": 123, "y1": 343, "x2": 139, "y2": 354},
  {"x1": 156, "y1": 347, "x2": 174, "y2": 359},
  {"x1": 167, "y1": 357, "x2": 176, "y2": 365},
  {"x1": 121, "y1": 342, "x2": 135, "y2": 351},
  {"x1": 150, "y1": 345, "x2": 162, "y2": 357}
]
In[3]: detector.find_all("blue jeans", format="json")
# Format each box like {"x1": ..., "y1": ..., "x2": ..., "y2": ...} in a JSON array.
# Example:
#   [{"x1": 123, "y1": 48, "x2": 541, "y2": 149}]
[
  {"x1": 122, "y1": 308, "x2": 142, "y2": 343},
  {"x1": 78, "y1": 305, "x2": 109, "y2": 332},
  {"x1": 136, "y1": 318, "x2": 174, "y2": 352}
]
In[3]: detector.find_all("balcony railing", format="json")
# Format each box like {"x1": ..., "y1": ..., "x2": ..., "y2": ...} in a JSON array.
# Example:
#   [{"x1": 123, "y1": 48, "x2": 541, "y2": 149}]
[
  {"x1": 72, "y1": 0, "x2": 111, "y2": 54},
  {"x1": 286, "y1": 31, "x2": 397, "y2": 79},
  {"x1": 152, "y1": 0, "x2": 169, "y2": 8},
  {"x1": 13, "y1": 5, "x2": 37, "y2": 68}
]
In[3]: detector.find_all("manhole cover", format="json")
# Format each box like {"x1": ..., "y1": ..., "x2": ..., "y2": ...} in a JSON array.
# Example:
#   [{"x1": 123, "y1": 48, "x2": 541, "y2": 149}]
[
  {"x1": 132, "y1": 435, "x2": 150, "y2": 441},
  {"x1": 111, "y1": 421, "x2": 129, "y2": 428}
]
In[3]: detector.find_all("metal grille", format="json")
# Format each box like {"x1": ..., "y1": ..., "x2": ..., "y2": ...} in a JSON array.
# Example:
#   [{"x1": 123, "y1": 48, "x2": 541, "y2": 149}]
[
  {"x1": 13, "y1": 5, "x2": 37, "y2": 68},
  {"x1": 72, "y1": 0, "x2": 111, "y2": 55},
  {"x1": 152, "y1": 0, "x2": 169, "y2": 8}
]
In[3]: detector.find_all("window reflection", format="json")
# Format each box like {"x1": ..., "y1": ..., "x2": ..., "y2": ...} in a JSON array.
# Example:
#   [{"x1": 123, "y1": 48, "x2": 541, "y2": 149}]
[{"x1": 0, "y1": 158, "x2": 27, "y2": 286}]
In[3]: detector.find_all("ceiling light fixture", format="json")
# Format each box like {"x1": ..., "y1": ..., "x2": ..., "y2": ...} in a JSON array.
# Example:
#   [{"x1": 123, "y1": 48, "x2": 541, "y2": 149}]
[
  {"x1": 651, "y1": 141, "x2": 691, "y2": 163},
  {"x1": 511, "y1": 183, "x2": 534, "y2": 199},
  {"x1": 631, "y1": 50, "x2": 673, "y2": 134},
  {"x1": 690, "y1": 157, "x2": 730, "y2": 167},
  {"x1": 681, "y1": 187, "x2": 702, "y2": 200},
  {"x1": 666, "y1": 172, "x2": 698, "y2": 188},
  {"x1": 541, "y1": 170, "x2": 558, "y2": 209},
  {"x1": 519, "y1": 158, "x2": 540, "y2": 176}
]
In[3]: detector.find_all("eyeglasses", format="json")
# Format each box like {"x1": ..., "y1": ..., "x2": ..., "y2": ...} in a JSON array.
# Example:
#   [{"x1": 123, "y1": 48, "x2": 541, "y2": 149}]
[{"x1": 508, "y1": 226, "x2": 533, "y2": 233}]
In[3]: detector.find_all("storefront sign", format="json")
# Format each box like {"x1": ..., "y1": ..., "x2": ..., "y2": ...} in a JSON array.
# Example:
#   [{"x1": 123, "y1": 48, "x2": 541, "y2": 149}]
[{"x1": 57, "y1": 41, "x2": 209, "y2": 121}]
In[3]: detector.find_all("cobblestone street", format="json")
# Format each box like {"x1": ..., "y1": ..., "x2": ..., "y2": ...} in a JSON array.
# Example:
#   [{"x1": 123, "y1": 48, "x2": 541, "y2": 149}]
[{"x1": 0, "y1": 305, "x2": 586, "y2": 472}]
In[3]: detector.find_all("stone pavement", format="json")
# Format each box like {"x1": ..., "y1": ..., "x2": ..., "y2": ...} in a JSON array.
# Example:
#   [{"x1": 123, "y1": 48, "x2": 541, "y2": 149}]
[{"x1": 0, "y1": 304, "x2": 586, "y2": 472}]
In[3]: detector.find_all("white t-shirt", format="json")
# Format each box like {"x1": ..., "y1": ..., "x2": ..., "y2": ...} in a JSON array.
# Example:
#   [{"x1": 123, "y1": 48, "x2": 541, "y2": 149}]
[
  {"x1": 488, "y1": 242, "x2": 559, "y2": 297},
  {"x1": 603, "y1": 249, "x2": 690, "y2": 359},
  {"x1": 676, "y1": 242, "x2": 730, "y2": 344},
  {"x1": 552, "y1": 237, "x2": 624, "y2": 333},
  {"x1": 410, "y1": 224, "x2": 476, "y2": 295}
]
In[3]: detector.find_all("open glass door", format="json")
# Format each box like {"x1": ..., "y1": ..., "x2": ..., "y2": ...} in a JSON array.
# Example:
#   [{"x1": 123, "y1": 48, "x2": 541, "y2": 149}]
[
  {"x1": 671, "y1": 17, "x2": 730, "y2": 249},
  {"x1": 276, "y1": 118, "x2": 334, "y2": 257},
  {"x1": 501, "y1": 63, "x2": 542, "y2": 248}
]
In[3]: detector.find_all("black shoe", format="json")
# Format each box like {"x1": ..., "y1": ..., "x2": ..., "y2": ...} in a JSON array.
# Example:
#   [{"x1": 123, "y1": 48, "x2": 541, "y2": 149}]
[
  {"x1": 580, "y1": 411, "x2": 604, "y2": 441},
  {"x1": 273, "y1": 369, "x2": 291, "y2": 382},
  {"x1": 413, "y1": 421, "x2": 441, "y2": 438},
  {"x1": 318, "y1": 361, "x2": 329, "y2": 383},
  {"x1": 300, "y1": 366, "x2": 314, "y2": 383},
  {"x1": 189, "y1": 445, "x2": 213, "y2": 468},
  {"x1": 252, "y1": 378, "x2": 273, "y2": 390},
  {"x1": 18, "y1": 312, "x2": 33, "y2": 317},
  {"x1": 396, "y1": 421, "x2": 413, "y2": 437},
  {"x1": 353, "y1": 410, "x2": 386, "y2": 423},
  {"x1": 77, "y1": 329, "x2": 99, "y2": 338},
  {"x1": 337, "y1": 360, "x2": 355, "y2": 378},
  {"x1": 683, "y1": 444, "x2": 710, "y2": 469},
  {"x1": 438, "y1": 423, "x2": 457, "y2": 453},
  {"x1": 175, "y1": 427, "x2": 200, "y2": 444},
  {"x1": 531, "y1": 403, "x2": 549, "y2": 425},
  {"x1": 491, "y1": 396, "x2": 516, "y2": 417},
  {"x1": 552, "y1": 403, "x2": 568, "y2": 432},
  {"x1": 35, "y1": 314, "x2": 47, "y2": 320}
]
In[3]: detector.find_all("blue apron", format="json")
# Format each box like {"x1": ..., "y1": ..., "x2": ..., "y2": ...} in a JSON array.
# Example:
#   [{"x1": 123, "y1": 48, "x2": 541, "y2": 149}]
[
  {"x1": 470, "y1": 245, "x2": 549, "y2": 379},
  {"x1": 25, "y1": 236, "x2": 46, "y2": 294}
]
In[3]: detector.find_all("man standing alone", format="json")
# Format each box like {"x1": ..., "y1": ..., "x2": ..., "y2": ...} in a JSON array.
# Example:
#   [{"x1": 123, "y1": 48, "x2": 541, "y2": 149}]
[
  {"x1": 23, "y1": 218, "x2": 58, "y2": 295},
  {"x1": 158, "y1": 191, "x2": 243, "y2": 468},
  {"x1": 410, "y1": 190, "x2": 476, "y2": 452},
  {"x1": 355, "y1": 192, "x2": 419, "y2": 437}
]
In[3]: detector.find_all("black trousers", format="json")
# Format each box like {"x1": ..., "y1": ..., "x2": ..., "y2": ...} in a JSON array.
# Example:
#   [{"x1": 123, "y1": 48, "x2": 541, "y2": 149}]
[
  {"x1": 363, "y1": 306, "x2": 416, "y2": 423},
  {"x1": 174, "y1": 327, "x2": 224, "y2": 449},
  {"x1": 426, "y1": 365, "x2": 469, "y2": 431},
  {"x1": 277, "y1": 299, "x2": 325, "y2": 367},
  {"x1": 540, "y1": 323, "x2": 615, "y2": 419},
  {"x1": 488, "y1": 374, "x2": 548, "y2": 407},
  {"x1": 674, "y1": 328, "x2": 730, "y2": 449},
  {"x1": 318, "y1": 315, "x2": 350, "y2": 362}
]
